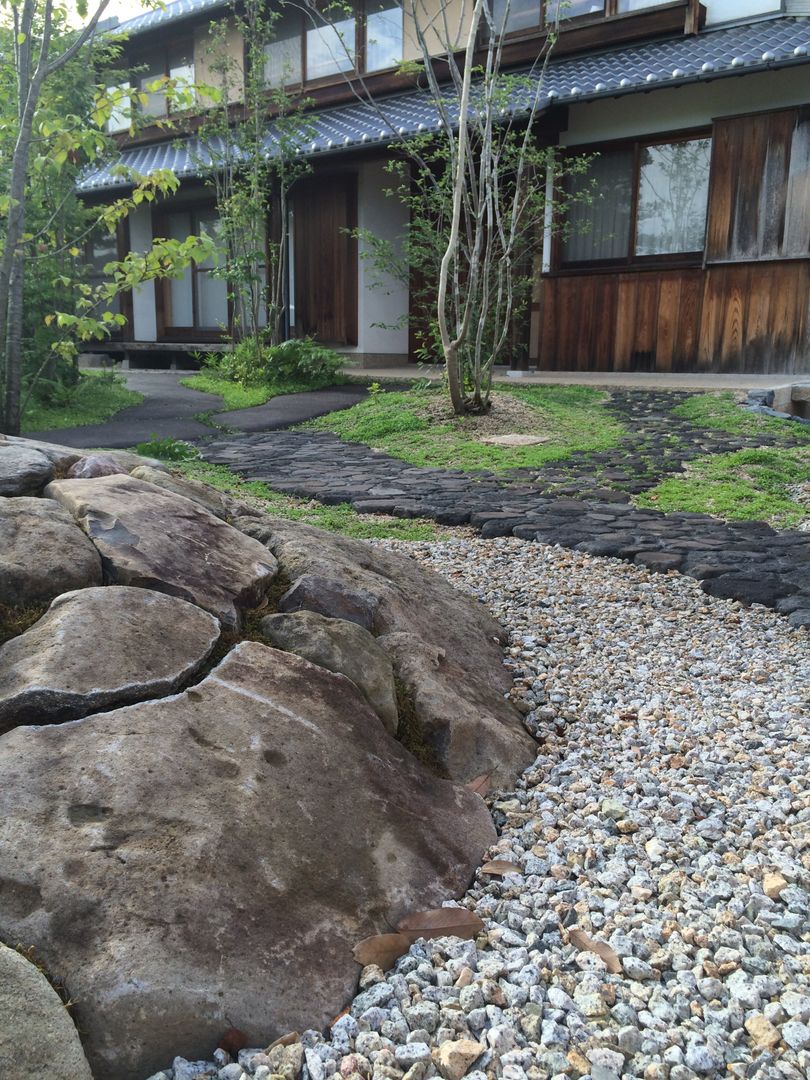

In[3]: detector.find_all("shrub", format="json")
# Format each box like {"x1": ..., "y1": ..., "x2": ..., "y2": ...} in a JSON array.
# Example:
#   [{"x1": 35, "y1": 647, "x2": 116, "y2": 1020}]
[
  {"x1": 205, "y1": 335, "x2": 344, "y2": 387},
  {"x1": 135, "y1": 436, "x2": 199, "y2": 461}
]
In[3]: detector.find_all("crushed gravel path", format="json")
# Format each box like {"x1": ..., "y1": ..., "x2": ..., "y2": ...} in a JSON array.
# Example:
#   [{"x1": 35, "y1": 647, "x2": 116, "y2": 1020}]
[{"x1": 150, "y1": 539, "x2": 809, "y2": 1080}]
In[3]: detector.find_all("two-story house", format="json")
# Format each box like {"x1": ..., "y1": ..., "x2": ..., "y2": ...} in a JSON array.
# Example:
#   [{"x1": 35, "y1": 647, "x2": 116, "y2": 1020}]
[{"x1": 79, "y1": 0, "x2": 810, "y2": 375}]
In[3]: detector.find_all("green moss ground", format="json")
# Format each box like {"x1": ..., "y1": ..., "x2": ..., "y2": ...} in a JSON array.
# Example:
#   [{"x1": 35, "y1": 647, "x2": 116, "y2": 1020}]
[
  {"x1": 22, "y1": 371, "x2": 143, "y2": 433},
  {"x1": 306, "y1": 385, "x2": 626, "y2": 471},
  {"x1": 637, "y1": 446, "x2": 810, "y2": 529},
  {"x1": 181, "y1": 371, "x2": 347, "y2": 411}
]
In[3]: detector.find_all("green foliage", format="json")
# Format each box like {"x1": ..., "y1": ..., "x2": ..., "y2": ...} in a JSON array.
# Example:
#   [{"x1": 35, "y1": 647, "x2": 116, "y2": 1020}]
[
  {"x1": 204, "y1": 336, "x2": 345, "y2": 388},
  {"x1": 21, "y1": 370, "x2": 142, "y2": 432},
  {"x1": 134, "y1": 436, "x2": 199, "y2": 462},
  {"x1": 308, "y1": 385, "x2": 625, "y2": 471},
  {"x1": 673, "y1": 392, "x2": 810, "y2": 443},
  {"x1": 176, "y1": 458, "x2": 441, "y2": 541},
  {"x1": 637, "y1": 447, "x2": 810, "y2": 529}
]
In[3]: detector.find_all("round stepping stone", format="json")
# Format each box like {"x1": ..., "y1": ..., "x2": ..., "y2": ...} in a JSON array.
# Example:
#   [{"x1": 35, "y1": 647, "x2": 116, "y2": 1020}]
[{"x1": 0, "y1": 586, "x2": 221, "y2": 733}]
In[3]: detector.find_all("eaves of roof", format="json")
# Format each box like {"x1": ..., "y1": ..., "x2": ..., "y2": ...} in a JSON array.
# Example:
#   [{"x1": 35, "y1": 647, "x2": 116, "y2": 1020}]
[{"x1": 78, "y1": 14, "x2": 810, "y2": 194}]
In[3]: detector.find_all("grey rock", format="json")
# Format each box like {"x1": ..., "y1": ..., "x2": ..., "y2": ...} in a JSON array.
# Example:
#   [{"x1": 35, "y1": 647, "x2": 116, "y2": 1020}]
[
  {"x1": 378, "y1": 631, "x2": 535, "y2": 785},
  {"x1": 259, "y1": 610, "x2": 398, "y2": 735},
  {"x1": 67, "y1": 453, "x2": 129, "y2": 479},
  {"x1": 46, "y1": 474, "x2": 277, "y2": 630},
  {"x1": 0, "y1": 942, "x2": 93, "y2": 1080},
  {"x1": 0, "y1": 442, "x2": 54, "y2": 495},
  {"x1": 0, "y1": 641, "x2": 495, "y2": 1080},
  {"x1": 130, "y1": 466, "x2": 234, "y2": 520},
  {"x1": 0, "y1": 496, "x2": 102, "y2": 608},
  {"x1": 0, "y1": 586, "x2": 220, "y2": 733},
  {"x1": 279, "y1": 573, "x2": 380, "y2": 631}
]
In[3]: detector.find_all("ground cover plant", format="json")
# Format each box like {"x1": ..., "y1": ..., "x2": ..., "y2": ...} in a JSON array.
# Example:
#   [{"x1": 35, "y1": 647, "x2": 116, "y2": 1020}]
[
  {"x1": 133, "y1": 438, "x2": 442, "y2": 541},
  {"x1": 306, "y1": 384, "x2": 625, "y2": 471},
  {"x1": 21, "y1": 370, "x2": 143, "y2": 433},
  {"x1": 673, "y1": 391, "x2": 810, "y2": 442},
  {"x1": 638, "y1": 446, "x2": 810, "y2": 529},
  {"x1": 182, "y1": 338, "x2": 348, "y2": 411}
]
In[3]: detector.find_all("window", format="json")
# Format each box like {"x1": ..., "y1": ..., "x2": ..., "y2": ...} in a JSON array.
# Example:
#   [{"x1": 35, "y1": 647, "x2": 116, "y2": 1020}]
[
  {"x1": 560, "y1": 134, "x2": 712, "y2": 266},
  {"x1": 134, "y1": 43, "x2": 194, "y2": 118},
  {"x1": 262, "y1": 2, "x2": 403, "y2": 87},
  {"x1": 545, "y1": 0, "x2": 604, "y2": 22},
  {"x1": 366, "y1": 0, "x2": 403, "y2": 72},
  {"x1": 635, "y1": 139, "x2": 712, "y2": 256},
  {"x1": 615, "y1": 0, "x2": 673, "y2": 10},
  {"x1": 263, "y1": 8, "x2": 303, "y2": 86},
  {"x1": 163, "y1": 209, "x2": 229, "y2": 331},
  {"x1": 86, "y1": 234, "x2": 122, "y2": 318},
  {"x1": 105, "y1": 82, "x2": 132, "y2": 133}
]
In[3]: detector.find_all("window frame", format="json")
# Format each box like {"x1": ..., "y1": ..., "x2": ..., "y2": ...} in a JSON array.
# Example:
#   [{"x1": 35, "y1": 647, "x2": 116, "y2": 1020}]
[
  {"x1": 488, "y1": 0, "x2": 686, "y2": 46},
  {"x1": 130, "y1": 39, "x2": 195, "y2": 120},
  {"x1": 553, "y1": 127, "x2": 713, "y2": 274},
  {"x1": 259, "y1": 0, "x2": 404, "y2": 91},
  {"x1": 155, "y1": 204, "x2": 234, "y2": 339}
]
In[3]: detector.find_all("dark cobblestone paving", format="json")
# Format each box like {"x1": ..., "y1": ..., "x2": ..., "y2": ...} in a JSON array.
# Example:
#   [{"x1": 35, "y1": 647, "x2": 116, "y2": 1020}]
[{"x1": 203, "y1": 391, "x2": 810, "y2": 625}]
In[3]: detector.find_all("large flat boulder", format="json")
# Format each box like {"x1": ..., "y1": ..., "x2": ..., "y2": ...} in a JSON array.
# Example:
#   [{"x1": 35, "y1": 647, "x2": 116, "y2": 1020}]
[
  {"x1": 0, "y1": 642, "x2": 495, "y2": 1080},
  {"x1": 130, "y1": 464, "x2": 233, "y2": 519},
  {"x1": 0, "y1": 587, "x2": 221, "y2": 733},
  {"x1": 0, "y1": 944, "x2": 93, "y2": 1080},
  {"x1": 3, "y1": 434, "x2": 167, "y2": 475},
  {"x1": 0, "y1": 442, "x2": 54, "y2": 495},
  {"x1": 380, "y1": 631, "x2": 536, "y2": 785},
  {"x1": 258, "y1": 610, "x2": 399, "y2": 734},
  {"x1": 0, "y1": 497, "x2": 103, "y2": 608},
  {"x1": 239, "y1": 518, "x2": 512, "y2": 693},
  {"x1": 46, "y1": 474, "x2": 278, "y2": 630}
]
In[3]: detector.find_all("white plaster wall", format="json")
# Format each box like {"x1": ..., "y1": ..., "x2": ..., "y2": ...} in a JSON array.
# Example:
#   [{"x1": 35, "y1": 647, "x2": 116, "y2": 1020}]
[
  {"x1": 704, "y1": 0, "x2": 782, "y2": 24},
  {"x1": 560, "y1": 66, "x2": 810, "y2": 147},
  {"x1": 345, "y1": 159, "x2": 410, "y2": 359},
  {"x1": 128, "y1": 205, "x2": 156, "y2": 341}
]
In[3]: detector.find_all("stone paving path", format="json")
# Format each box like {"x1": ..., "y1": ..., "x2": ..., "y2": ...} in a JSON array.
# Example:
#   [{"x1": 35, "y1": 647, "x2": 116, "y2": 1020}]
[{"x1": 203, "y1": 390, "x2": 810, "y2": 624}]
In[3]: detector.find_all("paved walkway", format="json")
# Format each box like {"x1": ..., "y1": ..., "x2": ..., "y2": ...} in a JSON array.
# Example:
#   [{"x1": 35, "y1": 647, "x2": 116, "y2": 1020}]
[
  {"x1": 203, "y1": 390, "x2": 810, "y2": 624},
  {"x1": 26, "y1": 372, "x2": 366, "y2": 448},
  {"x1": 348, "y1": 364, "x2": 808, "y2": 392}
]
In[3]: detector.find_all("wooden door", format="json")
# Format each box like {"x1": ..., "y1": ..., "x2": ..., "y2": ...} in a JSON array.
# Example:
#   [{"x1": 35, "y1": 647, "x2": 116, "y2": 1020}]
[{"x1": 293, "y1": 174, "x2": 358, "y2": 346}]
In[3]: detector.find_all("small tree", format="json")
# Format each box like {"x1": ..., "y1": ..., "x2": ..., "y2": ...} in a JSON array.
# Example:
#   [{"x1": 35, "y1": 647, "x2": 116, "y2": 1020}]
[
  {"x1": 194, "y1": 0, "x2": 314, "y2": 371},
  {"x1": 310, "y1": 0, "x2": 592, "y2": 415}
]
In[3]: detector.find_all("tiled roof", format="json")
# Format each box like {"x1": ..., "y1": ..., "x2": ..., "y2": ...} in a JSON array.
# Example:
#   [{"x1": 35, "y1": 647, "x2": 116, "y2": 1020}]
[
  {"x1": 79, "y1": 15, "x2": 810, "y2": 193},
  {"x1": 114, "y1": 0, "x2": 229, "y2": 37}
]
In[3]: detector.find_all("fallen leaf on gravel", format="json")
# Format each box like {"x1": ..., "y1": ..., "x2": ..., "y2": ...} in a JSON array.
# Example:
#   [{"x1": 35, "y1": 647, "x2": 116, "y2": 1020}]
[
  {"x1": 352, "y1": 933, "x2": 411, "y2": 970},
  {"x1": 566, "y1": 927, "x2": 622, "y2": 973},
  {"x1": 480, "y1": 860, "x2": 523, "y2": 877},
  {"x1": 264, "y1": 1031, "x2": 301, "y2": 1052},
  {"x1": 466, "y1": 773, "x2": 493, "y2": 797},
  {"x1": 397, "y1": 908, "x2": 484, "y2": 942}
]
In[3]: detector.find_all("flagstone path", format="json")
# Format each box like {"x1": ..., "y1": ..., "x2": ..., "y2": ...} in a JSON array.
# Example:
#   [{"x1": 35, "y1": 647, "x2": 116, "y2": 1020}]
[{"x1": 202, "y1": 391, "x2": 810, "y2": 624}]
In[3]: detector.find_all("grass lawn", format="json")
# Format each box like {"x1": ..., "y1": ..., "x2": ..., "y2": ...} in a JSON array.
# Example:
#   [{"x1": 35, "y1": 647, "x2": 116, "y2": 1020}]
[
  {"x1": 637, "y1": 446, "x2": 810, "y2": 529},
  {"x1": 21, "y1": 371, "x2": 143, "y2": 433},
  {"x1": 173, "y1": 456, "x2": 443, "y2": 541},
  {"x1": 673, "y1": 392, "x2": 810, "y2": 443},
  {"x1": 306, "y1": 385, "x2": 626, "y2": 471},
  {"x1": 181, "y1": 370, "x2": 348, "y2": 411}
]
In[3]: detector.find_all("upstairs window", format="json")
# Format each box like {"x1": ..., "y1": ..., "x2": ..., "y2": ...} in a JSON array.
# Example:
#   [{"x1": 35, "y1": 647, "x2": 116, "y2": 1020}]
[
  {"x1": 262, "y1": 1, "x2": 403, "y2": 87},
  {"x1": 490, "y1": 0, "x2": 678, "y2": 35},
  {"x1": 134, "y1": 43, "x2": 195, "y2": 118},
  {"x1": 559, "y1": 134, "x2": 712, "y2": 266},
  {"x1": 306, "y1": 6, "x2": 357, "y2": 80},
  {"x1": 263, "y1": 7, "x2": 304, "y2": 86}
]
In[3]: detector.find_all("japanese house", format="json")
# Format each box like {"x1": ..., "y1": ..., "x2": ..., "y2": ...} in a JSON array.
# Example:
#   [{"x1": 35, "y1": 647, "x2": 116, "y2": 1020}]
[{"x1": 80, "y1": 0, "x2": 810, "y2": 375}]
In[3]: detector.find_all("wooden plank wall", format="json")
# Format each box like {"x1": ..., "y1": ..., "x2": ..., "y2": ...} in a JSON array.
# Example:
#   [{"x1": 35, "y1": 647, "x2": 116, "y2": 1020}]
[{"x1": 537, "y1": 262, "x2": 810, "y2": 374}]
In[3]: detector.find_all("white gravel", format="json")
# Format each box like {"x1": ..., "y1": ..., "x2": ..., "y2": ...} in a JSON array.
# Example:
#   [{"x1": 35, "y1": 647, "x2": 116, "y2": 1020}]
[{"x1": 151, "y1": 538, "x2": 810, "y2": 1080}]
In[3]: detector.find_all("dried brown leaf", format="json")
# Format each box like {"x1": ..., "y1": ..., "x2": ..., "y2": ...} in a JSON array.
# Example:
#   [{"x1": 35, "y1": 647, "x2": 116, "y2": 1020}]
[
  {"x1": 466, "y1": 772, "x2": 493, "y2": 797},
  {"x1": 480, "y1": 860, "x2": 523, "y2": 877},
  {"x1": 397, "y1": 907, "x2": 484, "y2": 942},
  {"x1": 352, "y1": 933, "x2": 411, "y2": 970},
  {"x1": 566, "y1": 927, "x2": 622, "y2": 974},
  {"x1": 264, "y1": 1031, "x2": 301, "y2": 1052}
]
